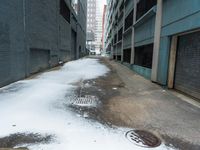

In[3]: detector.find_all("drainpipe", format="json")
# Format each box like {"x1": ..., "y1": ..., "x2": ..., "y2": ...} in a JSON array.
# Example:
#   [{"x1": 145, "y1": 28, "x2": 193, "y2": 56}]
[
  {"x1": 151, "y1": 0, "x2": 163, "y2": 82},
  {"x1": 130, "y1": 0, "x2": 137, "y2": 64}
]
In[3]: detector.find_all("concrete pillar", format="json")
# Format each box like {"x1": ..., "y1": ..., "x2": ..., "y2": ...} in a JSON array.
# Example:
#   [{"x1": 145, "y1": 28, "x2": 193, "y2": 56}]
[
  {"x1": 168, "y1": 36, "x2": 178, "y2": 88},
  {"x1": 130, "y1": 0, "x2": 137, "y2": 64},
  {"x1": 121, "y1": 6, "x2": 126, "y2": 62},
  {"x1": 151, "y1": 0, "x2": 163, "y2": 82}
]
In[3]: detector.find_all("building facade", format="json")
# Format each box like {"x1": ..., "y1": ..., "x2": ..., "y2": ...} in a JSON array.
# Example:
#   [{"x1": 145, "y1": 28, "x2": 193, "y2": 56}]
[
  {"x1": 0, "y1": 0, "x2": 87, "y2": 87},
  {"x1": 95, "y1": 0, "x2": 104, "y2": 54},
  {"x1": 104, "y1": 0, "x2": 200, "y2": 100},
  {"x1": 102, "y1": 5, "x2": 107, "y2": 50},
  {"x1": 86, "y1": 0, "x2": 96, "y2": 52}
]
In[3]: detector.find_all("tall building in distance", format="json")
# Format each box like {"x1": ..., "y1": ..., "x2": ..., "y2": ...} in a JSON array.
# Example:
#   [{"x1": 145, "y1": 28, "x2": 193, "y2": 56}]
[
  {"x1": 102, "y1": 5, "x2": 107, "y2": 51},
  {"x1": 87, "y1": 0, "x2": 106, "y2": 54},
  {"x1": 87, "y1": 0, "x2": 97, "y2": 52},
  {"x1": 95, "y1": 0, "x2": 103, "y2": 54}
]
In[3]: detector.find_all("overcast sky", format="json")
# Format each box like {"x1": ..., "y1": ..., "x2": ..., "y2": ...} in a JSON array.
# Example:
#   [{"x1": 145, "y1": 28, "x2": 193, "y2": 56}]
[{"x1": 97, "y1": 0, "x2": 107, "y2": 12}]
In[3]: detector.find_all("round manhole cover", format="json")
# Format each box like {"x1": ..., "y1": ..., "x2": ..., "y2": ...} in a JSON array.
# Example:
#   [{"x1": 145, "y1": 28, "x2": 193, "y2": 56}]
[{"x1": 126, "y1": 130, "x2": 161, "y2": 148}]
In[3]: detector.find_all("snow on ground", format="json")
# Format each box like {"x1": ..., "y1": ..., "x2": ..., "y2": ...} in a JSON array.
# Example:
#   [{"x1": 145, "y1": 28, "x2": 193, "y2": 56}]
[{"x1": 0, "y1": 58, "x2": 175, "y2": 150}]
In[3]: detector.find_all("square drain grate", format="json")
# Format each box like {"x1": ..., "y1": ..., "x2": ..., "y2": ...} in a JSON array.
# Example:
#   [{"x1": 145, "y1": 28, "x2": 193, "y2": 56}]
[{"x1": 66, "y1": 95, "x2": 99, "y2": 107}]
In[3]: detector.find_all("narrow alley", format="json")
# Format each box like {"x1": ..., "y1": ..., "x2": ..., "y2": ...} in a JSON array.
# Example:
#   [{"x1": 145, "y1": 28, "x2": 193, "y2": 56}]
[{"x1": 1, "y1": 0, "x2": 200, "y2": 150}]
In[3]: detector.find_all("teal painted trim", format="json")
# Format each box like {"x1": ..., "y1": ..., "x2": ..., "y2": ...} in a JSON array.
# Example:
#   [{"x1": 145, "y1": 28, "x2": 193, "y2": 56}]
[
  {"x1": 122, "y1": 62, "x2": 132, "y2": 68},
  {"x1": 135, "y1": 37, "x2": 154, "y2": 47},
  {"x1": 134, "y1": 15, "x2": 156, "y2": 45},
  {"x1": 131, "y1": 65, "x2": 152, "y2": 79},
  {"x1": 157, "y1": 36, "x2": 171, "y2": 85}
]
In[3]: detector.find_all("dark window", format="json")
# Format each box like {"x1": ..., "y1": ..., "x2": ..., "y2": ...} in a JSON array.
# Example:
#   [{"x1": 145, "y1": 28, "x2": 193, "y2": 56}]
[
  {"x1": 60, "y1": 0, "x2": 71, "y2": 23},
  {"x1": 118, "y1": 28, "x2": 123, "y2": 41},
  {"x1": 114, "y1": 1, "x2": 119, "y2": 9},
  {"x1": 117, "y1": 55, "x2": 121, "y2": 61},
  {"x1": 136, "y1": 0, "x2": 157, "y2": 20},
  {"x1": 125, "y1": 10, "x2": 133, "y2": 31},
  {"x1": 125, "y1": 0, "x2": 130, "y2": 7},
  {"x1": 115, "y1": 13, "x2": 118, "y2": 20},
  {"x1": 114, "y1": 34, "x2": 117, "y2": 44},
  {"x1": 134, "y1": 44, "x2": 153, "y2": 68},
  {"x1": 119, "y1": 0, "x2": 124, "y2": 12},
  {"x1": 118, "y1": 11, "x2": 124, "y2": 22},
  {"x1": 123, "y1": 48, "x2": 131, "y2": 63}
]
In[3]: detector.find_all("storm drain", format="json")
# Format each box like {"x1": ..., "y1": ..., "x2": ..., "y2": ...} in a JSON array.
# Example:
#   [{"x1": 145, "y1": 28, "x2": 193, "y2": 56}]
[
  {"x1": 126, "y1": 130, "x2": 161, "y2": 148},
  {"x1": 66, "y1": 95, "x2": 99, "y2": 107}
]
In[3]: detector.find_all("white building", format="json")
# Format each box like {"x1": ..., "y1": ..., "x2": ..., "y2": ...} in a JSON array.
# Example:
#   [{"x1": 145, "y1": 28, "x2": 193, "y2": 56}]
[{"x1": 87, "y1": 0, "x2": 106, "y2": 54}]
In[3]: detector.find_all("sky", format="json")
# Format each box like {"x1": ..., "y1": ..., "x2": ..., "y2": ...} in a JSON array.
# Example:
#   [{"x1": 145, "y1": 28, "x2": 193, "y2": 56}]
[{"x1": 97, "y1": 0, "x2": 107, "y2": 12}]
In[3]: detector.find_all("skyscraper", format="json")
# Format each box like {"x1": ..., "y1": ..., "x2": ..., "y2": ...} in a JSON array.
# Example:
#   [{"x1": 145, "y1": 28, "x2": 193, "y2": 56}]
[{"x1": 87, "y1": 0, "x2": 97, "y2": 52}]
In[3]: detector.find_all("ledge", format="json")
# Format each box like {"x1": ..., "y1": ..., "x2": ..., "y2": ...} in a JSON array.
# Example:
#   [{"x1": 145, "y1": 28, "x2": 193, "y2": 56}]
[
  {"x1": 123, "y1": 27, "x2": 132, "y2": 35},
  {"x1": 117, "y1": 40, "x2": 122, "y2": 45},
  {"x1": 134, "y1": 5, "x2": 157, "y2": 28}
]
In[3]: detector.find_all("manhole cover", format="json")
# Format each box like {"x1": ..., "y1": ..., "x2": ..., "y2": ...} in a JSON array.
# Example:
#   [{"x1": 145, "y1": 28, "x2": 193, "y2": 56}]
[{"x1": 126, "y1": 130, "x2": 161, "y2": 148}]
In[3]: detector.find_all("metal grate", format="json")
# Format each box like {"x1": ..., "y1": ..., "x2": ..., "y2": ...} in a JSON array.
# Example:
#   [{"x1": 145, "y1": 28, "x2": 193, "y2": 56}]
[
  {"x1": 66, "y1": 95, "x2": 99, "y2": 107},
  {"x1": 126, "y1": 130, "x2": 161, "y2": 148}
]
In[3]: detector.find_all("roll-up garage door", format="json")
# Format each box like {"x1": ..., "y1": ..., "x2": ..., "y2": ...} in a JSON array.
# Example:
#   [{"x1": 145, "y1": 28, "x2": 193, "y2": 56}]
[{"x1": 174, "y1": 31, "x2": 200, "y2": 99}]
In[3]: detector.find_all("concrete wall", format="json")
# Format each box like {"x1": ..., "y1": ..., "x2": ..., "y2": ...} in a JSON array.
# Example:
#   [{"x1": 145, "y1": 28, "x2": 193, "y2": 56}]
[
  {"x1": 0, "y1": 0, "x2": 87, "y2": 87},
  {"x1": 0, "y1": 1, "x2": 26, "y2": 87}
]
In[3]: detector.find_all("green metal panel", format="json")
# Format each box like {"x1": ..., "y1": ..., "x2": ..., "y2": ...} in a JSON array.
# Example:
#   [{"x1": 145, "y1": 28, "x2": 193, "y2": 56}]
[
  {"x1": 157, "y1": 37, "x2": 170, "y2": 85},
  {"x1": 135, "y1": 16, "x2": 156, "y2": 46},
  {"x1": 132, "y1": 65, "x2": 152, "y2": 79}
]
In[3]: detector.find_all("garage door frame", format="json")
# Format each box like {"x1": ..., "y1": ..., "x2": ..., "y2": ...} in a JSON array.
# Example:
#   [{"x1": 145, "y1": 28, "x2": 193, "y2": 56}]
[{"x1": 168, "y1": 29, "x2": 200, "y2": 99}]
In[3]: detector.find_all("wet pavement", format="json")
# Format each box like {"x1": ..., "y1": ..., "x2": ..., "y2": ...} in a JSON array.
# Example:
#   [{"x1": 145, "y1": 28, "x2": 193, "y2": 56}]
[
  {"x1": 64, "y1": 58, "x2": 200, "y2": 150},
  {"x1": 0, "y1": 58, "x2": 200, "y2": 150}
]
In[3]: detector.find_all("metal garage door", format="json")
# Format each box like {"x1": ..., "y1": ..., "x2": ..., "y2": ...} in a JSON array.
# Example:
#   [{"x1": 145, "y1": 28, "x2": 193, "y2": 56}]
[
  {"x1": 30, "y1": 48, "x2": 50, "y2": 74},
  {"x1": 174, "y1": 31, "x2": 200, "y2": 99}
]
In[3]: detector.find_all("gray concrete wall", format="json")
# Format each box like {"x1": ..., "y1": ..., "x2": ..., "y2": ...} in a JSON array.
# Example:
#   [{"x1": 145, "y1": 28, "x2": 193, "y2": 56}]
[
  {"x1": 0, "y1": 0, "x2": 87, "y2": 87},
  {"x1": 0, "y1": 1, "x2": 26, "y2": 87}
]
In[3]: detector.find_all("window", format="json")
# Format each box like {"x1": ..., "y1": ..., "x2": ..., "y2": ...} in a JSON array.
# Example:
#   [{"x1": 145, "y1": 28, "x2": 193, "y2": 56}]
[
  {"x1": 119, "y1": 0, "x2": 124, "y2": 12},
  {"x1": 118, "y1": 28, "x2": 123, "y2": 41},
  {"x1": 114, "y1": 34, "x2": 117, "y2": 44},
  {"x1": 125, "y1": 10, "x2": 133, "y2": 31},
  {"x1": 134, "y1": 44, "x2": 154, "y2": 68},
  {"x1": 123, "y1": 48, "x2": 131, "y2": 63},
  {"x1": 136, "y1": 0, "x2": 157, "y2": 20},
  {"x1": 60, "y1": 0, "x2": 71, "y2": 23}
]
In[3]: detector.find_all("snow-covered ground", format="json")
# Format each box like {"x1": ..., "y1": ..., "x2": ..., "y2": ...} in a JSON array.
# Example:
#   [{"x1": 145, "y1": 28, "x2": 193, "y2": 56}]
[{"x1": 0, "y1": 58, "x2": 175, "y2": 150}]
